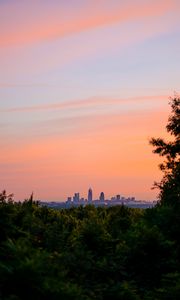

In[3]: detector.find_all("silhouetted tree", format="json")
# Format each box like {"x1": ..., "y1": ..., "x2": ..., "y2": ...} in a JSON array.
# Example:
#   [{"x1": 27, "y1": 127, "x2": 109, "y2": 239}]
[
  {"x1": 150, "y1": 95, "x2": 180, "y2": 207},
  {"x1": 0, "y1": 190, "x2": 14, "y2": 204}
]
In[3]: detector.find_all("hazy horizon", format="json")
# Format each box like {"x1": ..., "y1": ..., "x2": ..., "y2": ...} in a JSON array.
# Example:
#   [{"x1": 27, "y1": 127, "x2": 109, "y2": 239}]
[{"x1": 1, "y1": 0, "x2": 180, "y2": 201}]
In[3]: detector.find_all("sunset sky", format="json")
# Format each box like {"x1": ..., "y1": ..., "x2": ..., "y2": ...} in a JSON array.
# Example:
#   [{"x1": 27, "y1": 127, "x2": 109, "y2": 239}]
[{"x1": 0, "y1": 0, "x2": 180, "y2": 201}]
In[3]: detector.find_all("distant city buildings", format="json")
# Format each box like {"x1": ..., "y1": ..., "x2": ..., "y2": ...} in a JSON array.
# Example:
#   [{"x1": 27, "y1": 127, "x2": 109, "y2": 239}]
[
  {"x1": 88, "y1": 188, "x2": 93, "y2": 203},
  {"x1": 64, "y1": 188, "x2": 142, "y2": 208},
  {"x1": 99, "y1": 192, "x2": 105, "y2": 202},
  {"x1": 40, "y1": 187, "x2": 156, "y2": 209},
  {"x1": 73, "y1": 193, "x2": 80, "y2": 203}
]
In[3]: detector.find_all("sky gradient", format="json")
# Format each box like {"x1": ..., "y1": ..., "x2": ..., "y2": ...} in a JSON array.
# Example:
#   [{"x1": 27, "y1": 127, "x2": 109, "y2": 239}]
[{"x1": 0, "y1": 0, "x2": 180, "y2": 201}]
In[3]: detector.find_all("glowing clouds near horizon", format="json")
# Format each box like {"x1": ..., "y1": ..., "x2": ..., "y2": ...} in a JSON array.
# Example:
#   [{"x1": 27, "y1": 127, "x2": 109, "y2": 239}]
[
  {"x1": 0, "y1": 96, "x2": 171, "y2": 200},
  {"x1": 0, "y1": 0, "x2": 180, "y2": 200}
]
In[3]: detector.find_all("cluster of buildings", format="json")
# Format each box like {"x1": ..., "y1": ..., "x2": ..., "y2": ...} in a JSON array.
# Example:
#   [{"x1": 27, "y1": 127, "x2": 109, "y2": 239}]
[
  {"x1": 40, "y1": 188, "x2": 156, "y2": 209},
  {"x1": 66, "y1": 188, "x2": 136, "y2": 207}
]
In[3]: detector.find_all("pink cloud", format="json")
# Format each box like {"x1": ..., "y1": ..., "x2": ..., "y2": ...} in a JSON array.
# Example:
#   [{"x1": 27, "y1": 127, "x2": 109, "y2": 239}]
[
  {"x1": 0, "y1": 95, "x2": 168, "y2": 113},
  {"x1": 0, "y1": 3, "x2": 176, "y2": 82},
  {"x1": 0, "y1": 106, "x2": 170, "y2": 201},
  {"x1": 0, "y1": 0, "x2": 174, "y2": 46}
]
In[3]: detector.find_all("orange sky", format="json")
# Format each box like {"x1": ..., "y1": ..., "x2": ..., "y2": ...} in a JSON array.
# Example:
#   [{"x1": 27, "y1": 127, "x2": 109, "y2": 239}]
[
  {"x1": 0, "y1": 97, "x2": 171, "y2": 200},
  {"x1": 0, "y1": 0, "x2": 179, "y2": 201},
  {"x1": 0, "y1": 0, "x2": 173, "y2": 46}
]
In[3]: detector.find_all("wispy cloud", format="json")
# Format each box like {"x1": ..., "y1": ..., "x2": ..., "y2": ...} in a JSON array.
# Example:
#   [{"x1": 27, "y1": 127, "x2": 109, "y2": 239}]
[
  {"x1": 0, "y1": 95, "x2": 168, "y2": 113},
  {"x1": 0, "y1": 0, "x2": 174, "y2": 46},
  {"x1": 0, "y1": 0, "x2": 177, "y2": 202},
  {"x1": 0, "y1": 104, "x2": 169, "y2": 201}
]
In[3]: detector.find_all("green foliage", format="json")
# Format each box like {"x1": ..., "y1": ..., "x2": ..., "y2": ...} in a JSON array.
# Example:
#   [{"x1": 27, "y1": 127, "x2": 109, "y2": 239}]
[
  {"x1": 0, "y1": 192, "x2": 179, "y2": 299},
  {"x1": 1, "y1": 96, "x2": 179, "y2": 298},
  {"x1": 150, "y1": 95, "x2": 180, "y2": 207}
]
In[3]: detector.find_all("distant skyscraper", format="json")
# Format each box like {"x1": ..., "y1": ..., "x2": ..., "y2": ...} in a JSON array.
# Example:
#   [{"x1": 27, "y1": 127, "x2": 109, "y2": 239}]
[
  {"x1": 88, "y1": 188, "x2": 93, "y2": 202},
  {"x1": 73, "y1": 193, "x2": 80, "y2": 203},
  {"x1": 67, "y1": 197, "x2": 72, "y2": 203},
  {"x1": 99, "y1": 192, "x2": 105, "y2": 202}
]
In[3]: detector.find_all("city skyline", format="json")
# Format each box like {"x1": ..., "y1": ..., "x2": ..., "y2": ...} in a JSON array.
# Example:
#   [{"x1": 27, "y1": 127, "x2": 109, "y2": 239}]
[
  {"x1": 41, "y1": 187, "x2": 156, "y2": 210},
  {"x1": 66, "y1": 187, "x2": 136, "y2": 203},
  {"x1": 0, "y1": 0, "x2": 180, "y2": 201}
]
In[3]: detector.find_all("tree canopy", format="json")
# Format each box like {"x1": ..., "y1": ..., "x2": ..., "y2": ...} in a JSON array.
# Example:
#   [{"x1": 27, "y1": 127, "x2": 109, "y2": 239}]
[
  {"x1": 0, "y1": 192, "x2": 180, "y2": 299},
  {"x1": 150, "y1": 95, "x2": 180, "y2": 206},
  {"x1": 0, "y1": 96, "x2": 180, "y2": 299}
]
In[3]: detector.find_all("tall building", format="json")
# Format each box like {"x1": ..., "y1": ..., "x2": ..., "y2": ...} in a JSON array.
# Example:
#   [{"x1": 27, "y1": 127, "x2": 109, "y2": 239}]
[
  {"x1": 67, "y1": 197, "x2": 72, "y2": 203},
  {"x1": 73, "y1": 193, "x2": 80, "y2": 203},
  {"x1": 99, "y1": 192, "x2": 105, "y2": 202},
  {"x1": 88, "y1": 188, "x2": 93, "y2": 202}
]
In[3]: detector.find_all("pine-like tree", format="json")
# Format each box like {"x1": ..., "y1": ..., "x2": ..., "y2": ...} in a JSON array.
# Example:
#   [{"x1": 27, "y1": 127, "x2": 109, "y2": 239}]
[{"x1": 150, "y1": 95, "x2": 180, "y2": 207}]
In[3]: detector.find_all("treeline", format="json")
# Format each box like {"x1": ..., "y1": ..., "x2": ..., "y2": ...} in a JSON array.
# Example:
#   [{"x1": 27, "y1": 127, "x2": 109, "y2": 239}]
[
  {"x1": 0, "y1": 96, "x2": 179, "y2": 299},
  {"x1": 0, "y1": 192, "x2": 180, "y2": 300}
]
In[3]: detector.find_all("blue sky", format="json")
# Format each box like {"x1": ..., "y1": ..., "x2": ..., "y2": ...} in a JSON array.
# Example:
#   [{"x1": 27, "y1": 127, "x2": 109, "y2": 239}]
[{"x1": 0, "y1": 0, "x2": 179, "y2": 200}]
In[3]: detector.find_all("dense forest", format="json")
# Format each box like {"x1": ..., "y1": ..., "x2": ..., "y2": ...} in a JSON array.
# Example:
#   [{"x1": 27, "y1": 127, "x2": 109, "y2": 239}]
[{"x1": 0, "y1": 97, "x2": 179, "y2": 300}]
